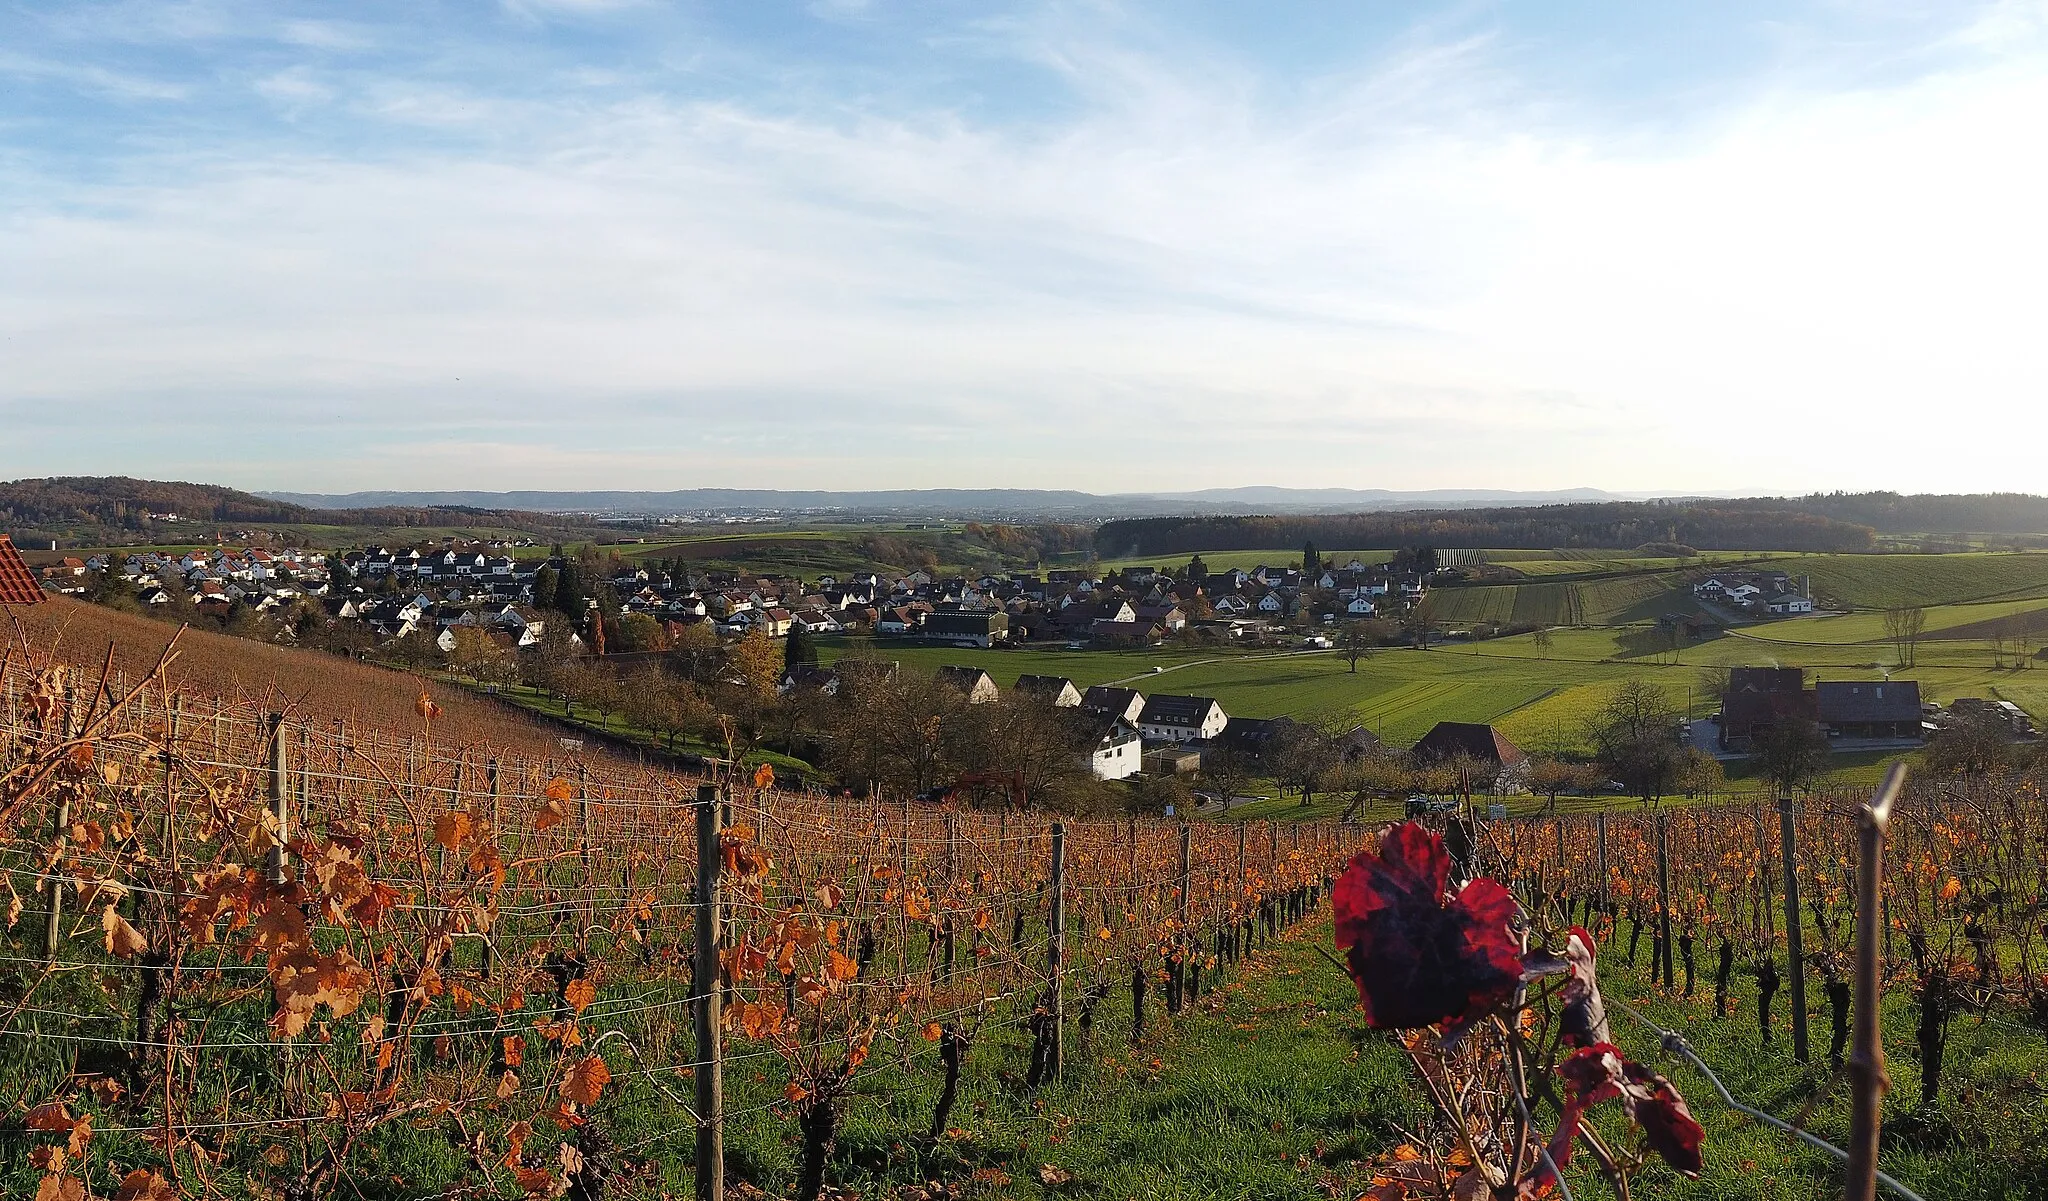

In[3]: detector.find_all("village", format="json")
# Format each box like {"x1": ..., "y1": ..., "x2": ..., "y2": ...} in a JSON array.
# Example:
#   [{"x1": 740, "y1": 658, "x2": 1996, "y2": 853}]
[
  {"x1": 35, "y1": 542, "x2": 1438, "y2": 653},
  {"x1": 24, "y1": 535, "x2": 2034, "y2": 809}
]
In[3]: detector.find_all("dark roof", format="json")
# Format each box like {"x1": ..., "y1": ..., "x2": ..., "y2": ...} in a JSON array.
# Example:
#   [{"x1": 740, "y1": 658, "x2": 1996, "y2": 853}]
[
  {"x1": 1138, "y1": 695, "x2": 1223, "y2": 727},
  {"x1": 1080, "y1": 686, "x2": 1143, "y2": 714},
  {"x1": 934, "y1": 665, "x2": 995, "y2": 693},
  {"x1": 0, "y1": 536, "x2": 47, "y2": 606},
  {"x1": 1723, "y1": 667, "x2": 1816, "y2": 728},
  {"x1": 1815, "y1": 681, "x2": 1921, "y2": 724},
  {"x1": 1411, "y1": 722, "x2": 1528, "y2": 767},
  {"x1": 924, "y1": 609, "x2": 1008, "y2": 635},
  {"x1": 1071, "y1": 711, "x2": 1141, "y2": 747},
  {"x1": 1015, "y1": 675, "x2": 1077, "y2": 697}
]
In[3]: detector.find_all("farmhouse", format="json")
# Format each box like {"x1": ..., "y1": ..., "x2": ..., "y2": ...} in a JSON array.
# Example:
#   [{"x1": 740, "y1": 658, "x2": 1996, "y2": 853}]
[
  {"x1": 1814, "y1": 681, "x2": 1923, "y2": 741},
  {"x1": 1410, "y1": 721, "x2": 1530, "y2": 791},
  {"x1": 1719, "y1": 667, "x2": 1818, "y2": 751},
  {"x1": 1138, "y1": 695, "x2": 1228, "y2": 744}
]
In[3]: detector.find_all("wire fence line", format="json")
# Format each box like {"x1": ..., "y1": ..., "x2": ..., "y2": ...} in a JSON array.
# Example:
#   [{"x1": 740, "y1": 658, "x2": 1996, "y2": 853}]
[{"x1": 0, "y1": 648, "x2": 1366, "y2": 1196}]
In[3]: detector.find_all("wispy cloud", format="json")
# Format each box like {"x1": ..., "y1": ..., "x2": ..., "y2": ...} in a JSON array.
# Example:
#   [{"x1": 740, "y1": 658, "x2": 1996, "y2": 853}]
[{"x1": 1, "y1": 2, "x2": 2043, "y2": 493}]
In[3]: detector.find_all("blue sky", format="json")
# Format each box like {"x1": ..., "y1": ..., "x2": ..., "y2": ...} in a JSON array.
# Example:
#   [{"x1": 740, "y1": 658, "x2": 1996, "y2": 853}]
[{"x1": 2, "y1": 1, "x2": 2044, "y2": 494}]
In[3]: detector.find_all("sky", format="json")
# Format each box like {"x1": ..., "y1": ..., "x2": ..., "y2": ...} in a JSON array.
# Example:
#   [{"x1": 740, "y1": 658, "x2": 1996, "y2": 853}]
[{"x1": 2, "y1": 1, "x2": 2046, "y2": 496}]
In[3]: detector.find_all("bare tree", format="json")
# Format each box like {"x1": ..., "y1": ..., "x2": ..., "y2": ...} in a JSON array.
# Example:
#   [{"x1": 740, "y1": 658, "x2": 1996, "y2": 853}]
[
  {"x1": 1338, "y1": 622, "x2": 1373, "y2": 673},
  {"x1": 1754, "y1": 717, "x2": 1831, "y2": 795},
  {"x1": 1883, "y1": 606, "x2": 1926, "y2": 667},
  {"x1": 1587, "y1": 678, "x2": 1686, "y2": 806}
]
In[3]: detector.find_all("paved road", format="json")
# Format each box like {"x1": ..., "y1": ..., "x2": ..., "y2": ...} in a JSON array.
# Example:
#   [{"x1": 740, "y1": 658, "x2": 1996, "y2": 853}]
[{"x1": 1102, "y1": 647, "x2": 1335, "y2": 687}]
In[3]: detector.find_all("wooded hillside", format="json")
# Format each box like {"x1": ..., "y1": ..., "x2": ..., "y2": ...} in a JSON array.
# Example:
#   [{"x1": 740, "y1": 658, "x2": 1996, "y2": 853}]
[{"x1": 1094, "y1": 501, "x2": 1879, "y2": 556}]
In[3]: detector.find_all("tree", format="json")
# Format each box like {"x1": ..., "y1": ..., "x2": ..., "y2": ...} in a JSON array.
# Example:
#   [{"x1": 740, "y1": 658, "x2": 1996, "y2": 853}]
[
  {"x1": 1270, "y1": 722, "x2": 1340, "y2": 807},
  {"x1": 1526, "y1": 758, "x2": 1600, "y2": 813},
  {"x1": 664, "y1": 620, "x2": 721, "y2": 683},
  {"x1": 1674, "y1": 747, "x2": 1725, "y2": 799},
  {"x1": 1531, "y1": 626, "x2": 1554, "y2": 658},
  {"x1": 328, "y1": 557, "x2": 354, "y2": 592},
  {"x1": 1883, "y1": 605, "x2": 1926, "y2": 667},
  {"x1": 447, "y1": 626, "x2": 512, "y2": 683},
  {"x1": 1197, "y1": 748, "x2": 1254, "y2": 812},
  {"x1": 532, "y1": 565, "x2": 558, "y2": 611},
  {"x1": 1338, "y1": 622, "x2": 1373, "y2": 673},
  {"x1": 580, "y1": 668, "x2": 626, "y2": 731},
  {"x1": 1185, "y1": 554, "x2": 1208, "y2": 581},
  {"x1": 724, "y1": 628, "x2": 782, "y2": 698},
  {"x1": 1302, "y1": 541, "x2": 1321, "y2": 577},
  {"x1": 1405, "y1": 594, "x2": 1439, "y2": 650},
  {"x1": 783, "y1": 622, "x2": 819, "y2": 677},
  {"x1": 1753, "y1": 717, "x2": 1831, "y2": 796},
  {"x1": 553, "y1": 560, "x2": 585, "y2": 622},
  {"x1": 607, "y1": 613, "x2": 665, "y2": 656},
  {"x1": 1923, "y1": 714, "x2": 2012, "y2": 779},
  {"x1": 1587, "y1": 679, "x2": 1686, "y2": 806}
]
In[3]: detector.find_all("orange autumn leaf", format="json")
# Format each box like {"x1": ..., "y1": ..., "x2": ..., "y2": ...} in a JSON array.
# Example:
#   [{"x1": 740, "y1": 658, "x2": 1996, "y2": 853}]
[
  {"x1": 563, "y1": 978, "x2": 596, "y2": 1015},
  {"x1": 25, "y1": 1101, "x2": 73, "y2": 1131},
  {"x1": 752, "y1": 763, "x2": 775, "y2": 790},
  {"x1": 921, "y1": 1022, "x2": 943, "y2": 1042},
  {"x1": 561, "y1": 1055, "x2": 611, "y2": 1106},
  {"x1": 815, "y1": 882, "x2": 844, "y2": 910},
  {"x1": 415, "y1": 691, "x2": 442, "y2": 721},
  {"x1": 111, "y1": 1170, "x2": 175, "y2": 1201},
  {"x1": 102, "y1": 906, "x2": 149, "y2": 958},
  {"x1": 1941, "y1": 877, "x2": 1962, "y2": 901},
  {"x1": 502, "y1": 1035, "x2": 525, "y2": 1068},
  {"x1": 65, "y1": 1113, "x2": 92, "y2": 1157},
  {"x1": 433, "y1": 811, "x2": 474, "y2": 852}
]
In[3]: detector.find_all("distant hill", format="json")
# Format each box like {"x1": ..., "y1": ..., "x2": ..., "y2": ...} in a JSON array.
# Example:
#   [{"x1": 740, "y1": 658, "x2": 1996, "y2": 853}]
[
  {"x1": 0, "y1": 476, "x2": 316, "y2": 527},
  {"x1": 1094, "y1": 502, "x2": 1883, "y2": 556},
  {"x1": 262, "y1": 485, "x2": 1647, "y2": 518},
  {"x1": 0, "y1": 476, "x2": 603, "y2": 546}
]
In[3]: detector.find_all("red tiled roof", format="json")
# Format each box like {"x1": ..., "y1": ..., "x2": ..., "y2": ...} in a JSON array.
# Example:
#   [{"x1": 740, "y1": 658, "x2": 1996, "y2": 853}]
[{"x1": 0, "y1": 536, "x2": 48, "y2": 606}]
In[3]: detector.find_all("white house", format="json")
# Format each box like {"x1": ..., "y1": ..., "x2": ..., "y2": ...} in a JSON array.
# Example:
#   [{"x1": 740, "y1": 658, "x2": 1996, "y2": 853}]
[
  {"x1": 1081, "y1": 717, "x2": 1144, "y2": 780},
  {"x1": 1137, "y1": 695, "x2": 1229, "y2": 743}
]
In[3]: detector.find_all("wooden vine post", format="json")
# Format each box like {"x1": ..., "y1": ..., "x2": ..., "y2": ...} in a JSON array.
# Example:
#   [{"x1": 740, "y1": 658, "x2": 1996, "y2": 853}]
[
  {"x1": 1655, "y1": 813, "x2": 1674, "y2": 989},
  {"x1": 266, "y1": 713, "x2": 291, "y2": 885},
  {"x1": 483, "y1": 759, "x2": 501, "y2": 978},
  {"x1": 43, "y1": 683, "x2": 78, "y2": 960},
  {"x1": 1595, "y1": 811, "x2": 1608, "y2": 904},
  {"x1": 693, "y1": 783, "x2": 724, "y2": 1201},
  {"x1": 1049, "y1": 821, "x2": 1067, "y2": 1081},
  {"x1": 1846, "y1": 764, "x2": 1905, "y2": 1201},
  {"x1": 1777, "y1": 795, "x2": 1809, "y2": 1062}
]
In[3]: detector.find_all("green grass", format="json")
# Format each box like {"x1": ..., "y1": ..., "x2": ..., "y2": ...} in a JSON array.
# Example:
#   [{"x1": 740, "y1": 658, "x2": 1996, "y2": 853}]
[{"x1": 1764, "y1": 551, "x2": 2048, "y2": 609}]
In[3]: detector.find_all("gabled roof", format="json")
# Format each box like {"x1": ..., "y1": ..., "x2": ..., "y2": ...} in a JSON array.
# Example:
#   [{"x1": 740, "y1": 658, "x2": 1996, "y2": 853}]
[
  {"x1": 1080, "y1": 685, "x2": 1144, "y2": 715},
  {"x1": 0, "y1": 536, "x2": 47, "y2": 605},
  {"x1": 1411, "y1": 721, "x2": 1527, "y2": 767},
  {"x1": 935, "y1": 665, "x2": 996, "y2": 694},
  {"x1": 1015, "y1": 674, "x2": 1078, "y2": 698},
  {"x1": 1138, "y1": 695, "x2": 1223, "y2": 726},
  {"x1": 1815, "y1": 681, "x2": 1921, "y2": 724}
]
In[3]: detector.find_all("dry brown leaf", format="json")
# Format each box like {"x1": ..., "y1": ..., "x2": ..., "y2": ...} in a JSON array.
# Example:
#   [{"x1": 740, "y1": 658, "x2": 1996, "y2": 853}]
[
  {"x1": 561, "y1": 1055, "x2": 610, "y2": 1106},
  {"x1": 102, "y1": 906, "x2": 148, "y2": 959}
]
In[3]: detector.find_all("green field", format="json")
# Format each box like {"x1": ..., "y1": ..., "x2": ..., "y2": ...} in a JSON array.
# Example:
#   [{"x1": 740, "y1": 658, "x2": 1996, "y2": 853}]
[{"x1": 1766, "y1": 551, "x2": 2048, "y2": 608}]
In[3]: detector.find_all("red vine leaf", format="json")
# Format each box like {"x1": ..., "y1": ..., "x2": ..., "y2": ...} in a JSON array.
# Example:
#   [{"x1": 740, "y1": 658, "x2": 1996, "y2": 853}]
[{"x1": 1331, "y1": 822, "x2": 1522, "y2": 1029}]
